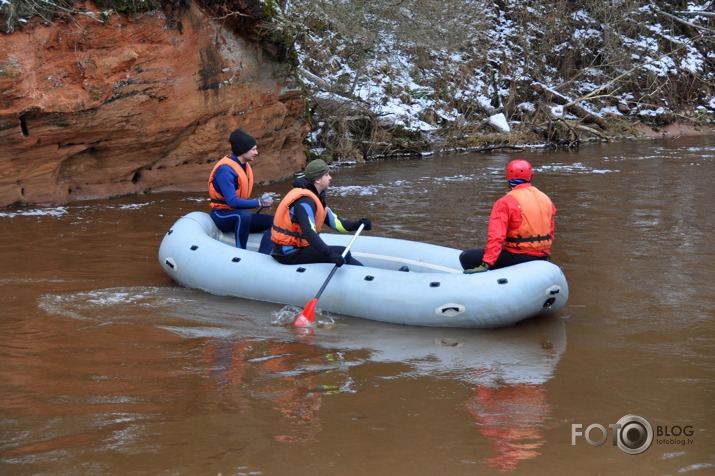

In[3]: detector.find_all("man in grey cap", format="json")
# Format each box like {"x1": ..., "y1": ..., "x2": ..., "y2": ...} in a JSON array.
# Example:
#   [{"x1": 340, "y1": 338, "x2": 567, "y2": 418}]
[
  {"x1": 207, "y1": 128, "x2": 275, "y2": 253},
  {"x1": 270, "y1": 159, "x2": 372, "y2": 266}
]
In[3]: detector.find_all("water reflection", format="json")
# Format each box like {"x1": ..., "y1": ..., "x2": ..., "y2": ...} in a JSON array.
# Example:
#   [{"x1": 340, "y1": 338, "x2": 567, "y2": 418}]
[
  {"x1": 37, "y1": 285, "x2": 566, "y2": 470},
  {"x1": 205, "y1": 338, "x2": 331, "y2": 443},
  {"x1": 312, "y1": 314, "x2": 564, "y2": 472},
  {"x1": 466, "y1": 385, "x2": 548, "y2": 472}
]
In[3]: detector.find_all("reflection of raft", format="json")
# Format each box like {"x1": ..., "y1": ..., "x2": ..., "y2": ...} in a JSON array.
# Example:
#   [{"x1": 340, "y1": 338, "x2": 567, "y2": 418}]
[
  {"x1": 313, "y1": 313, "x2": 567, "y2": 386},
  {"x1": 158, "y1": 212, "x2": 569, "y2": 328}
]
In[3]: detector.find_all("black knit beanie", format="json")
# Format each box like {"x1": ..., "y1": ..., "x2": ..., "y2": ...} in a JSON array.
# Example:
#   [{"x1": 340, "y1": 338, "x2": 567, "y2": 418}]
[{"x1": 229, "y1": 129, "x2": 257, "y2": 156}]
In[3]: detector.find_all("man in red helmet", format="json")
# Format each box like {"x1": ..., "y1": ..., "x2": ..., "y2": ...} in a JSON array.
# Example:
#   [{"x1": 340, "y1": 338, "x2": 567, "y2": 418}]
[{"x1": 460, "y1": 159, "x2": 555, "y2": 273}]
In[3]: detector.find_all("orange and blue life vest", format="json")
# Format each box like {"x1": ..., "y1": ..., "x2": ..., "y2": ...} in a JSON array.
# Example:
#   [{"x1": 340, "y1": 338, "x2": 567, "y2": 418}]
[
  {"x1": 207, "y1": 155, "x2": 254, "y2": 210},
  {"x1": 271, "y1": 188, "x2": 327, "y2": 248}
]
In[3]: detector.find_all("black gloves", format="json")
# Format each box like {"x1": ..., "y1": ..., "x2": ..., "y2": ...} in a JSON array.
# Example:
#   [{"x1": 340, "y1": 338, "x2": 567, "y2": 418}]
[
  {"x1": 358, "y1": 217, "x2": 372, "y2": 231},
  {"x1": 328, "y1": 251, "x2": 345, "y2": 267}
]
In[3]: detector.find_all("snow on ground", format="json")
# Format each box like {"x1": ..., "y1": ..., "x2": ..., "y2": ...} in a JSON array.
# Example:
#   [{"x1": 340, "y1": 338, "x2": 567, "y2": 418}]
[{"x1": 287, "y1": 0, "x2": 714, "y2": 136}]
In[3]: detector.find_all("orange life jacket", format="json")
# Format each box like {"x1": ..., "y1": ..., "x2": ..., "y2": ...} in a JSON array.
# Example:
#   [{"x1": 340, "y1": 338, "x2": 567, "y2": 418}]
[
  {"x1": 271, "y1": 188, "x2": 327, "y2": 247},
  {"x1": 207, "y1": 156, "x2": 254, "y2": 210},
  {"x1": 504, "y1": 186, "x2": 553, "y2": 252}
]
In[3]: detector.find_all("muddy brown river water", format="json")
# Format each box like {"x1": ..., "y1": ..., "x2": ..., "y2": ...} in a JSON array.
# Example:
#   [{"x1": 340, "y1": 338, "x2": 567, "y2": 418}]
[{"x1": 1, "y1": 135, "x2": 713, "y2": 475}]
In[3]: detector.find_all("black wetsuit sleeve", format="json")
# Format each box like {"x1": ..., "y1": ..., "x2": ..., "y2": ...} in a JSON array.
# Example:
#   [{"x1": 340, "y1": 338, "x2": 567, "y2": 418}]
[{"x1": 292, "y1": 197, "x2": 332, "y2": 256}]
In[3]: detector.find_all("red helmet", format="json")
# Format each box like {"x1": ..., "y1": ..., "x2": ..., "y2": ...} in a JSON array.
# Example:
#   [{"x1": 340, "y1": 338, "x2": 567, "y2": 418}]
[{"x1": 506, "y1": 159, "x2": 533, "y2": 181}]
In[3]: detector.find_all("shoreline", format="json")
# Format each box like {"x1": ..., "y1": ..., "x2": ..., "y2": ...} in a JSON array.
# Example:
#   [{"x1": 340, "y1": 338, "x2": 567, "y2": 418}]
[
  {"x1": 632, "y1": 122, "x2": 714, "y2": 140},
  {"x1": 1, "y1": 121, "x2": 712, "y2": 209}
]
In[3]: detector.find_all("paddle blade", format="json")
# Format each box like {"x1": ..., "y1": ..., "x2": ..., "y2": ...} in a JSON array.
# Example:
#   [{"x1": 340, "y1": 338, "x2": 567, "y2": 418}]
[{"x1": 294, "y1": 298, "x2": 318, "y2": 327}]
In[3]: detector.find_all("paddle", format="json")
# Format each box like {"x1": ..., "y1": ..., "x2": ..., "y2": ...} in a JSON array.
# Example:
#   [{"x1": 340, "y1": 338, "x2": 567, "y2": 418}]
[{"x1": 294, "y1": 223, "x2": 365, "y2": 328}]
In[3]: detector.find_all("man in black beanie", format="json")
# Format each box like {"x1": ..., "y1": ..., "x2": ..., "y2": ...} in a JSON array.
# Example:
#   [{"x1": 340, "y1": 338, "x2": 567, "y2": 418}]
[
  {"x1": 228, "y1": 129, "x2": 256, "y2": 156},
  {"x1": 207, "y1": 128, "x2": 276, "y2": 253}
]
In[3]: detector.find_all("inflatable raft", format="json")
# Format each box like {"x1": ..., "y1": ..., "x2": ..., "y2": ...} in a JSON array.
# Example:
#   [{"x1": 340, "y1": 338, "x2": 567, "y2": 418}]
[{"x1": 158, "y1": 212, "x2": 569, "y2": 328}]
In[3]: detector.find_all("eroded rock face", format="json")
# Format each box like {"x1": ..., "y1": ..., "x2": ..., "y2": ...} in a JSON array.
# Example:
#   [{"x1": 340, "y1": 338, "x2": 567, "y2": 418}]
[{"x1": 0, "y1": 2, "x2": 308, "y2": 207}]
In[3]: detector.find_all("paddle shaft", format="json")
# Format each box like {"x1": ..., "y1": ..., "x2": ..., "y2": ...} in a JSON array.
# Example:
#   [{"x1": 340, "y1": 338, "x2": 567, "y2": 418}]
[{"x1": 313, "y1": 223, "x2": 365, "y2": 300}]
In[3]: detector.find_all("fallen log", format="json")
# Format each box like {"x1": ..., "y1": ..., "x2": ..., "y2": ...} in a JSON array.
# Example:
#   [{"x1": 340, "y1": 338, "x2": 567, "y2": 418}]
[{"x1": 530, "y1": 83, "x2": 610, "y2": 130}]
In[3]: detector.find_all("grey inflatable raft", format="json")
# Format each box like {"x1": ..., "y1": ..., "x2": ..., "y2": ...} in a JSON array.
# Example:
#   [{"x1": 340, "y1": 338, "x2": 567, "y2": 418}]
[{"x1": 158, "y1": 212, "x2": 569, "y2": 328}]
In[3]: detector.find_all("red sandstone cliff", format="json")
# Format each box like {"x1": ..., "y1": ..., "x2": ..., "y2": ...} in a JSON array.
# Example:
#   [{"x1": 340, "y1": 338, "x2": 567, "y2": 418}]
[{"x1": 0, "y1": 1, "x2": 308, "y2": 207}]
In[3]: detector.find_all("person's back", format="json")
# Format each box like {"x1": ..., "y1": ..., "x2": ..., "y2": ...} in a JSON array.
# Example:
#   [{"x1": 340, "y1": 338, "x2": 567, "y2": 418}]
[{"x1": 460, "y1": 159, "x2": 555, "y2": 273}]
